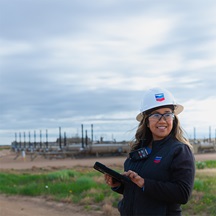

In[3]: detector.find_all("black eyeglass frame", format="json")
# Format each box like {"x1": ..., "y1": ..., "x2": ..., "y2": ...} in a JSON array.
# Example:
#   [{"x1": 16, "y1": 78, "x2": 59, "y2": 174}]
[{"x1": 148, "y1": 112, "x2": 175, "y2": 121}]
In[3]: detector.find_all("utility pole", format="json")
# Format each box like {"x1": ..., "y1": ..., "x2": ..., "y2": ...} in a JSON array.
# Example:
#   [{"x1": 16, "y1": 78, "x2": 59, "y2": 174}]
[
  {"x1": 64, "y1": 132, "x2": 67, "y2": 147},
  {"x1": 34, "y1": 131, "x2": 36, "y2": 148},
  {"x1": 15, "y1": 132, "x2": 17, "y2": 148},
  {"x1": 91, "y1": 124, "x2": 93, "y2": 144},
  {"x1": 19, "y1": 132, "x2": 21, "y2": 149},
  {"x1": 59, "y1": 127, "x2": 62, "y2": 150},
  {"x1": 28, "y1": 131, "x2": 31, "y2": 149},
  {"x1": 85, "y1": 130, "x2": 88, "y2": 147},
  {"x1": 81, "y1": 124, "x2": 84, "y2": 148},
  {"x1": 24, "y1": 132, "x2": 26, "y2": 149},
  {"x1": 46, "y1": 129, "x2": 48, "y2": 149},
  {"x1": 40, "y1": 130, "x2": 42, "y2": 149},
  {"x1": 15, "y1": 132, "x2": 17, "y2": 143}
]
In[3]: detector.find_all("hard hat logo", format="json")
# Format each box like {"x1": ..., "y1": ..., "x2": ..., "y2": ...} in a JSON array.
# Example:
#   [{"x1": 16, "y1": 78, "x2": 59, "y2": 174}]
[
  {"x1": 136, "y1": 87, "x2": 184, "y2": 122},
  {"x1": 155, "y1": 93, "x2": 165, "y2": 102}
]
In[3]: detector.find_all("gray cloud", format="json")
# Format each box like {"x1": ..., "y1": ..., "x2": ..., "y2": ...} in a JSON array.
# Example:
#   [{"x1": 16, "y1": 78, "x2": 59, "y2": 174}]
[{"x1": 1, "y1": 0, "x2": 216, "y2": 144}]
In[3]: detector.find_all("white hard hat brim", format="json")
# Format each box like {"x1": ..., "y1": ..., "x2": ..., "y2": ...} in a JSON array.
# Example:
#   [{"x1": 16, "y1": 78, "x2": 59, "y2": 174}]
[{"x1": 136, "y1": 104, "x2": 184, "y2": 122}]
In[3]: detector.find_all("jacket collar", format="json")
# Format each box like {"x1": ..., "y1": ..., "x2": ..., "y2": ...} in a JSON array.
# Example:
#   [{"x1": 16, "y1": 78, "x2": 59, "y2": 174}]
[{"x1": 152, "y1": 134, "x2": 173, "y2": 150}]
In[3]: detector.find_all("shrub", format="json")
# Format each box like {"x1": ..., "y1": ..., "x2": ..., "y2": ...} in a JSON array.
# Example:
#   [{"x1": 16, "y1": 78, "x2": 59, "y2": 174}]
[{"x1": 196, "y1": 161, "x2": 206, "y2": 169}]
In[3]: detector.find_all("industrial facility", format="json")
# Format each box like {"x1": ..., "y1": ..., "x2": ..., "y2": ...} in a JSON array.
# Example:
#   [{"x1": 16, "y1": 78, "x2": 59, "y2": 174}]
[
  {"x1": 10, "y1": 125, "x2": 216, "y2": 160},
  {"x1": 10, "y1": 124, "x2": 131, "y2": 160}
]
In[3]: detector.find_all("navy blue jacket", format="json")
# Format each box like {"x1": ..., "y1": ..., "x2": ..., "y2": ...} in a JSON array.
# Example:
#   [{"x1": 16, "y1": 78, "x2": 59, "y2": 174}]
[{"x1": 114, "y1": 135, "x2": 195, "y2": 216}]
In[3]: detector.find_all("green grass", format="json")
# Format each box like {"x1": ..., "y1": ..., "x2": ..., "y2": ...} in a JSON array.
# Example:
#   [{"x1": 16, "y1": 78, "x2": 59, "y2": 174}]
[
  {"x1": 0, "y1": 168, "x2": 117, "y2": 206},
  {"x1": 182, "y1": 173, "x2": 216, "y2": 215},
  {"x1": 181, "y1": 160, "x2": 216, "y2": 215},
  {"x1": 196, "y1": 160, "x2": 216, "y2": 169},
  {"x1": 205, "y1": 160, "x2": 216, "y2": 168},
  {"x1": 0, "y1": 161, "x2": 216, "y2": 215}
]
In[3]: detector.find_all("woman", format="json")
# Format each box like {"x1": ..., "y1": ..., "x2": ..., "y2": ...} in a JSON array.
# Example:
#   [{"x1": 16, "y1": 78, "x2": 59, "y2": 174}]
[{"x1": 105, "y1": 87, "x2": 195, "y2": 216}]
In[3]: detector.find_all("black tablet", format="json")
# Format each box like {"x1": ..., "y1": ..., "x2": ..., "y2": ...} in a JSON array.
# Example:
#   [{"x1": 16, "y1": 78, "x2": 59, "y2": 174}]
[{"x1": 93, "y1": 161, "x2": 131, "y2": 183}]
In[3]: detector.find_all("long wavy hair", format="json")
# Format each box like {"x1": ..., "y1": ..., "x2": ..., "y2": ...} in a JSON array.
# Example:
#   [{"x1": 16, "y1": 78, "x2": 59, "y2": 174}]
[{"x1": 130, "y1": 114, "x2": 192, "y2": 151}]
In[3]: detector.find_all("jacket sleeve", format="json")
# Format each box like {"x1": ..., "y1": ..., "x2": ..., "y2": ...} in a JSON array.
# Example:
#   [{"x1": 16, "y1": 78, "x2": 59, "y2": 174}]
[
  {"x1": 111, "y1": 183, "x2": 124, "y2": 194},
  {"x1": 144, "y1": 145, "x2": 195, "y2": 204}
]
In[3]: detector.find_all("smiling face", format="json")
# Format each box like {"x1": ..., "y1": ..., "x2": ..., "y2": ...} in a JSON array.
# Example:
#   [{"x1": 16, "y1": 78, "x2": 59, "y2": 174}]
[{"x1": 147, "y1": 107, "x2": 174, "y2": 141}]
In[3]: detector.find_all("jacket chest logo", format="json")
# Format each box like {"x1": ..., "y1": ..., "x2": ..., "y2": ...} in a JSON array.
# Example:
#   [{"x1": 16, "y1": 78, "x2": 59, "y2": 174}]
[{"x1": 154, "y1": 156, "x2": 162, "y2": 164}]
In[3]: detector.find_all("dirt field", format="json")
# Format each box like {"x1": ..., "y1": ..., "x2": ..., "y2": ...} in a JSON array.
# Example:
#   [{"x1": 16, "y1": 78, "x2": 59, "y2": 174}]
[
  {"x1": 0, "y1": 194, "x2": 105, "y2": 216},
  {"x1": 0, "y1": 150, "x2": 216, "y2": 216}
]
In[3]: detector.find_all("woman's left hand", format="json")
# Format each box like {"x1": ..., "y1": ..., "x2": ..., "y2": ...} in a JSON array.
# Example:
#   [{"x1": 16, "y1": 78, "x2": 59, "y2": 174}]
[
  {"x1": 104, "y1": 174, "x2": 121, "y2": 188},
  {"x1": 123, "y1": 170, "x2": 144, "y2": 188}
]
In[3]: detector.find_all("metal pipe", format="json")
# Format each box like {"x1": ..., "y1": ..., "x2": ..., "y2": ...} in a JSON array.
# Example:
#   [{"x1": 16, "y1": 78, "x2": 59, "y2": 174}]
[
  {"x1": 46, "y1": 129, "x2": 48, "y2": 149},
  {"x1": 19, "y1": 132, "x2": 21, "y2": 149},
  {"x1": 81, "y1": 124, "x2": 84, "y2": 148},
  {"x1": 28, "y1": 131, "x2": 31, "y2": 149},
  {"x1": 85, "y1": 130, "x2": 88, "y2": 146},
  {"x1": 59, "y1": 127, "x2": 62, "y2": 149},
  {"x1": 34, "y1": 130, "x2": 36, "y2": 148},
  {"x1": 40, "y1": 130, "x2": 42, "y2": 149},
  {"x1": 64, "y1": 132, "x2": 67, "y2": 147},
  {"x1": 91, "y1": 124, "x2": 93, "y2": 144}
]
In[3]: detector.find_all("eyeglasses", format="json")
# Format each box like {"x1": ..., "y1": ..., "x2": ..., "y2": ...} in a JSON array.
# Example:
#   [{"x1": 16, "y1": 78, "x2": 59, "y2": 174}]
[{"x1": 148, "y1": 113, "x2": 175, "y2": 121}]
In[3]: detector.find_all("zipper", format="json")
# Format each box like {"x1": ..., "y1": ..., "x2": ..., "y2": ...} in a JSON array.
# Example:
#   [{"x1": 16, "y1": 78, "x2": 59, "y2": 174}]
[{"x1": 128, "y1": 159, "x2": 145, "y2": 215}]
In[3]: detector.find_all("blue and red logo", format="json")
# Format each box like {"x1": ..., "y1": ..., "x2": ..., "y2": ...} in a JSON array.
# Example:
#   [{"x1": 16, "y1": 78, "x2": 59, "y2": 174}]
[
  {"x1": 154, "y1": 156, "x2": 162, "y2": 164},
  {"x1": 155, "y1": 93, "x2": 165, "y2": 102}
]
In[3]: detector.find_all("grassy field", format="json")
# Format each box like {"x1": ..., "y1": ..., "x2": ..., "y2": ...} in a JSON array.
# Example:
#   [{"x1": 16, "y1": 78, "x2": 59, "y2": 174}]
[{"x1": 0, "y1": 161, "x2": 216, "y2": 215}]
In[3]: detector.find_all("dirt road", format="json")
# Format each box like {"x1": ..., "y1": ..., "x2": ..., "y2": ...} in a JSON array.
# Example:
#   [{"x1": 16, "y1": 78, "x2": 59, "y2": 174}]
[
  {"x1": 1, "y1": 150, "x2": 215, "y2": 170},
  {"x1": 0, "y1": 194, "x2": 105, "y2": 216}
]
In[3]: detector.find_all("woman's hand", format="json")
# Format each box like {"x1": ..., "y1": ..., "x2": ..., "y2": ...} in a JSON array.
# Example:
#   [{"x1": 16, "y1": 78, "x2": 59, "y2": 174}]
[
  {"x1": 123, "y1": 170, "x2": 144, "y2": 188},
  {"x1": 104, "y1": 174, "x2": 121, "y2": 188}
]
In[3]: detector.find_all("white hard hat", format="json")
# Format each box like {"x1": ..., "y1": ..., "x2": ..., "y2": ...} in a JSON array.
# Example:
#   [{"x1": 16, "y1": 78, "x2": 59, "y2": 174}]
[{"x1": 136, "y1": 87, "x2": 184, "y2": 122}]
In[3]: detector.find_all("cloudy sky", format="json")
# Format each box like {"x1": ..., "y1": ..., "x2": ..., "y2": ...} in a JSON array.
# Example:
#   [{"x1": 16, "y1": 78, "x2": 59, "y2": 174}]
[{"x1": 0, "y1": 0, "x2": 216, "y2": 145}]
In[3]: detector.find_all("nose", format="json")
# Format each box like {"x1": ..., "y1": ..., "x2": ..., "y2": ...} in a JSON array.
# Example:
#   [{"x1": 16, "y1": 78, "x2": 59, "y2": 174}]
[{"x1": 158, "y1": 115, "x2": 166, "y2": 122}]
